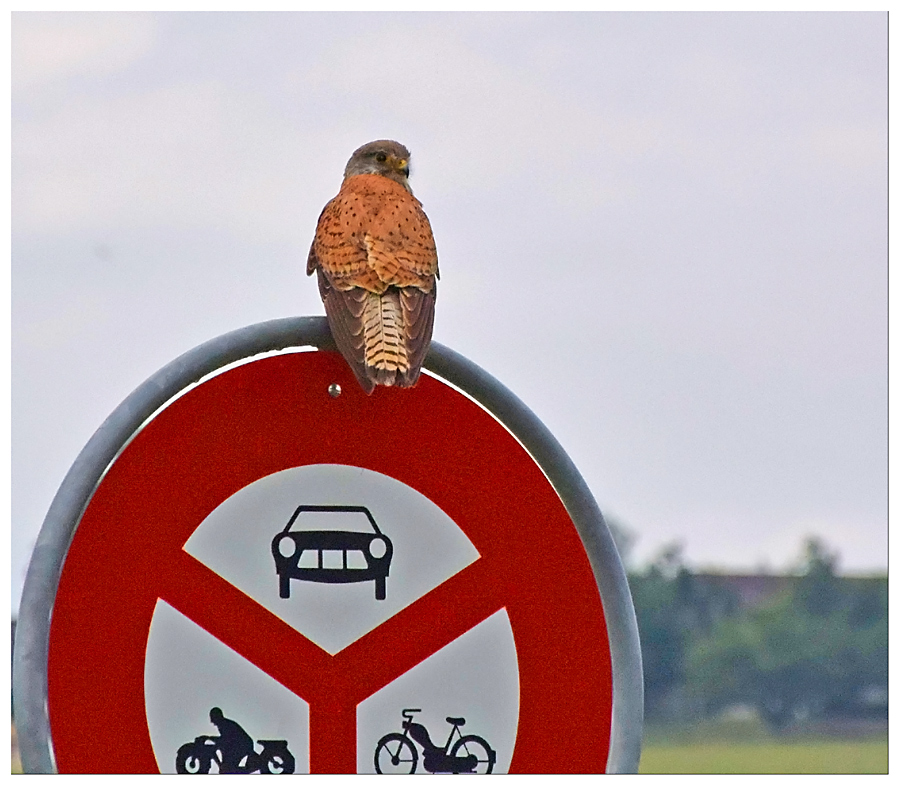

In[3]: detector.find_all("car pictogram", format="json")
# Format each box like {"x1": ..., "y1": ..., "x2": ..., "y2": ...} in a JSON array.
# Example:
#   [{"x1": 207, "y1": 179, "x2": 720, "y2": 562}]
[{"x1": 271, "y1": 505, "x2": 393, "y2": 600}]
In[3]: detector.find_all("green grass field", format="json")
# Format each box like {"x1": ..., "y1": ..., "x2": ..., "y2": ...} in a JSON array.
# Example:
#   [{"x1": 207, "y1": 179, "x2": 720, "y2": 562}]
[
  {"x1": 639, "y1": 738, "x2": 887, "y2": 774},
  {"x1": 639, "y1": 715, "x2": 887, "y2": 774}
]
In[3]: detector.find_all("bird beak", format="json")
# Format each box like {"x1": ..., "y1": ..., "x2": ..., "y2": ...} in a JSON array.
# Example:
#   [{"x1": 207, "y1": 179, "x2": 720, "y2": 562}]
[{"x1": 395, "y1": 158, "x2": 410, "y2": 178}]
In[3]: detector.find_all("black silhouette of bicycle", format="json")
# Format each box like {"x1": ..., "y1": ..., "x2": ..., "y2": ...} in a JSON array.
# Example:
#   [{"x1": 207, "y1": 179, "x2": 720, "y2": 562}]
[{"x1": 374, "y1": 708, "x2": 496, "y2": 774}]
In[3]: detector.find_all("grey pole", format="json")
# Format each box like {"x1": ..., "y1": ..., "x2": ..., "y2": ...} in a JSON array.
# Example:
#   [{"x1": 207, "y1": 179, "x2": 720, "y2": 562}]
[{"x1": 13, "y1": 316, "x2": 642, "y2": 774}]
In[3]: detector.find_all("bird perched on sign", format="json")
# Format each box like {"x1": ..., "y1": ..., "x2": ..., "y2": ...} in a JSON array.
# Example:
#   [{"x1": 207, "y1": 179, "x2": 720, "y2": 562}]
[{"x1": 307, "y1": 140, "x2": 439, "y2": 395}]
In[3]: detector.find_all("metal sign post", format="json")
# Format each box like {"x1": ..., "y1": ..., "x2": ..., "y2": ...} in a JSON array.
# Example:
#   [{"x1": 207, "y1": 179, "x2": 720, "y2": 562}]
[{"x1": 13, "y1": 316, "x2": 643, "y2": 774}]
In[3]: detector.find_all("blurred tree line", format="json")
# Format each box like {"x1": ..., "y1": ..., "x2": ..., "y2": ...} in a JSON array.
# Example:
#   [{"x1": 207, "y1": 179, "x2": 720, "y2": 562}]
[{"x1": 610, "y1": 523, "x2": 888, "y2": 731}]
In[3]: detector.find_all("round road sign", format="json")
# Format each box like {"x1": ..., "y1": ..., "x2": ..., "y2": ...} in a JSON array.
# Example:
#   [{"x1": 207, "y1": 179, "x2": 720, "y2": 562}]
[{"x1": 14, "y1": 317, "x2": 643, "y2": 774}]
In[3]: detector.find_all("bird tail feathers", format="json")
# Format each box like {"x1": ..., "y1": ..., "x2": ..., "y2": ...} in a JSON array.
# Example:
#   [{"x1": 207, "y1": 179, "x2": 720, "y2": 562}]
[{"x1": 363, "y1": 290, "x2": 410, "y2": 386}]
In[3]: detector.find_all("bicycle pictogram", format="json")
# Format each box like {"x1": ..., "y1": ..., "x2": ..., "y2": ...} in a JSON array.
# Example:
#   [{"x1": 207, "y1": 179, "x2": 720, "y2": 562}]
[{"x1": 374, "y1": 708, "x2": 496, "y2": 774}]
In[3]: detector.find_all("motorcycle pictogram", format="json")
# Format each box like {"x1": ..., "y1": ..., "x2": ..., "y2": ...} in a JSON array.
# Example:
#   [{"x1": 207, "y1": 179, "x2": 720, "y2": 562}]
[
  {"x1": 374, "y1": 708, "x2": 496, "y2": 774},
  {"x1": 175, "y1": 707, "x2": 295, "y2": 774}
]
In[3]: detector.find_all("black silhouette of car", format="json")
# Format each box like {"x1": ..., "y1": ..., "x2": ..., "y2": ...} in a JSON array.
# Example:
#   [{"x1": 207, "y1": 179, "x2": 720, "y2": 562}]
[{"x1": 271, "y1": 505, "x2": 393, "y2": 600}]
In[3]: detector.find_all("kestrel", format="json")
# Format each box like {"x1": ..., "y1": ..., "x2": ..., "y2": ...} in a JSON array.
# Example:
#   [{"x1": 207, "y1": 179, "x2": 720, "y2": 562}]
[{"x1": 307, "y1": 140, "x2": 439, "y2": 395}]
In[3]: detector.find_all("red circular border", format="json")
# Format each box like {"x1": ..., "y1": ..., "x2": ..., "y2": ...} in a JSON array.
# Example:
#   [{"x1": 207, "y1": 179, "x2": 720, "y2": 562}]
[{"x1": 48, "y1": 350, "x2": 612, "y2": 773}]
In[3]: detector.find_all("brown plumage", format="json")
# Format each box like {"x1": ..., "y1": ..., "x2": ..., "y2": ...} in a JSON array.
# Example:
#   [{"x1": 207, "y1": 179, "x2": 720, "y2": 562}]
[{"x1": 307, "y1": 140, "x2": 439, "y2": 394}]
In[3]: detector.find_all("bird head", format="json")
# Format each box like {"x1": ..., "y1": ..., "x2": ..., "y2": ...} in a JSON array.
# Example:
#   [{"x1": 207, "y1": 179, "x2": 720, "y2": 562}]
[{"x1": 343, "y1": 140, "x2": 413, "y2": 192}]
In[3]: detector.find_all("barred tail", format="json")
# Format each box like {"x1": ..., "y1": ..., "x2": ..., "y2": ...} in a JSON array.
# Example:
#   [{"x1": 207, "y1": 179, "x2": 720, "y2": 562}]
[{"x1": 363, "y1": 290, "x2": 409, "y2": 385}]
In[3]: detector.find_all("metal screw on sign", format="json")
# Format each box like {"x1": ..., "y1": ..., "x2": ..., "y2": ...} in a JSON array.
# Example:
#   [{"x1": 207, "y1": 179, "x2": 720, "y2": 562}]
[{"x1": 13, "y1": 316, "x2": 643, "y2": 774}]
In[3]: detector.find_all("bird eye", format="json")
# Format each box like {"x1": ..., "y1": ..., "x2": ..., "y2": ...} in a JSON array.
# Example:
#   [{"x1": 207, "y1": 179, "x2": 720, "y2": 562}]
[{"x1": 375, "y1": 152, "x2": 387, "y2": 163}]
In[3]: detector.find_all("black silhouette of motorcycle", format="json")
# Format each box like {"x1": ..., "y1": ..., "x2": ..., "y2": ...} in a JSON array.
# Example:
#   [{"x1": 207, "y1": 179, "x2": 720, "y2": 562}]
[
  {"x1": 374, "y1": 708, "x2": 496, "y2": 774},
  {"x1": 175, "y1": 736, "x2": 295, "y2": 774}
]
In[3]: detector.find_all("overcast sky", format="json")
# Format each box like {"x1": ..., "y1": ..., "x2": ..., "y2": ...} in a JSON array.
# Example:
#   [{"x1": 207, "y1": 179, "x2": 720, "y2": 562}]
[{"x1": 11, "y1": 12, "x2": 887, "y2": 613}]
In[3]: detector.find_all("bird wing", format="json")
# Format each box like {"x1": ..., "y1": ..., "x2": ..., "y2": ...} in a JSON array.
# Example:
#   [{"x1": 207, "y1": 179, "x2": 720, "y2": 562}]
[
  {"x1": 397, "y1": 286, "x2": 436, "y2": 386},
  {"x1": 312, "y1": 174, "x2": 438, "y2": 291},
  {"x1": 311, "y1": 266, "x2": 375, "y2": 394}
]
